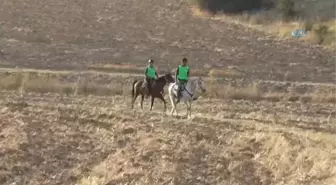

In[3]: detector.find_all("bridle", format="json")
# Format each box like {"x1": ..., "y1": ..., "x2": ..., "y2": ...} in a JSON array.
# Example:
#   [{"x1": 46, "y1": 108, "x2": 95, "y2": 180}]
[
  {"x1": 197, "y1": 78, "x2": 206, "y2": 92},
  {"x1": 184, "y1": 87, "x2": 194, "y2": 97},
  {"x1": 183, "y1": 78, "x2": 205, "y2": 97},
  {"x1": 182, "y1": 79, "x2": 194, "y2": 98},
  {"x1": 163, "y1": 73, "x2": 174, "y2": 83}
]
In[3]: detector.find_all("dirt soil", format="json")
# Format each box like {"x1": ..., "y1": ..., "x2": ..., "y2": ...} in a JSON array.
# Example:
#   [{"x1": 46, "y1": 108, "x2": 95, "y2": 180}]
[
  {"x1": 0, "y1": 0, "x2": 335, "y2": 83},
  {"x1": 0, "y1": 0, "x2": 335, "y2": 184},
  {"x1": 0, "y1": 91, "x2": 335, "y2": 185}
]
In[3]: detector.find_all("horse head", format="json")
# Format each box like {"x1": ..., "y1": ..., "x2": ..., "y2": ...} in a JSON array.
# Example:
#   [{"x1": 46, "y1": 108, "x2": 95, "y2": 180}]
[
  {"x1": 162, "y1": 72, "x2": 175, "y2": 84},
  {"x1": 196, "y1": 77, "x2": 207, "y2": 93}
]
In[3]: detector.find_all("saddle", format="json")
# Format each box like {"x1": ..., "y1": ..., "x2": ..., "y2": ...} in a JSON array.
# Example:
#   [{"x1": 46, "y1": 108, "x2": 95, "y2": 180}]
[
  {"x1": 142, "y1": 79, "x2": 155, "y2": 90},
  {"x1": 179, "y1": 83, "x2": 186, "y2": 91},
  {"x1": 174, "y1": 83, "x2": 186, "y2": 96}
]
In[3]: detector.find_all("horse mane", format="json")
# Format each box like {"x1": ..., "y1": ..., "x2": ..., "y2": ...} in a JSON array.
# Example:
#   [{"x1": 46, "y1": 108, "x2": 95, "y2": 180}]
[
  {"x1": 157, "y1": 72, "x2": 171, "y2": 80},
  {"x1": 189, "y1": 76, "x2": 202, "y2": 81}
]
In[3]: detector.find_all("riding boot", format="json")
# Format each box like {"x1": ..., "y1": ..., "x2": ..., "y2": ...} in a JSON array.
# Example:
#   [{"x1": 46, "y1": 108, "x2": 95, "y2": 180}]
[
  {"x1": 147, "y1": 90, "x2": 151, "y2": 98},
  {"x1": 176, "y1": 89, "x2": 181, "y2": 103},
  {"x1": 146, "y1": 80, "x2": 151, "y2": 98},
  {"x1": 147, "y1": 87, "x2": 151, "y2": 98}
]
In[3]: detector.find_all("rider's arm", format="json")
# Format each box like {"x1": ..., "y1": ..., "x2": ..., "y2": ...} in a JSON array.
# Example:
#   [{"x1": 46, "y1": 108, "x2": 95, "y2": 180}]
[
  {"x1": 187, "y1": 69, "x2": 190, "y2": 77},
  {"x1": 175, "y1": 67, "x2": 179, "y2": 80},
  {"x1": 144, "y1": 67, "x2": 148, "y2": 77}
]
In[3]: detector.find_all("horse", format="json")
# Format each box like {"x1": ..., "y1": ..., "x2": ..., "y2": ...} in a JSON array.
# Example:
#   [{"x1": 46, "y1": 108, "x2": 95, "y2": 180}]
[
  {"x1": 131, "y1": 73, "x2": 175, "y2": 111},
  {"x1": 168, "y1": 77, "x2": 207, "y2": 119}
]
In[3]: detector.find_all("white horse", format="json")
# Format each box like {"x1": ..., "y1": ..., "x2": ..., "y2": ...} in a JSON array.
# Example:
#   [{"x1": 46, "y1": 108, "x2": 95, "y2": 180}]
[{"x1": 168, "y1": 77, "x2": 207, "y2": 119}]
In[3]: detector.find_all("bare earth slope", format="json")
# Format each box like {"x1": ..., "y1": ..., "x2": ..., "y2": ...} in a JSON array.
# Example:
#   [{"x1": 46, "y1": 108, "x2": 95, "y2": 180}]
[
  {"x1": 0, "y1": 1, "x2": 335, "y2": 185},
  {"x1": 1, "y1": 92, "x2": 335, "y2": 185},
  {"x1": 0, "y1": 0, "x2": 335, "y2": 83}
]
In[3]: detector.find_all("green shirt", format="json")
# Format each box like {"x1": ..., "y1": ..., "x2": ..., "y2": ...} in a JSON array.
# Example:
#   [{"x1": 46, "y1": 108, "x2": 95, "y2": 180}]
[
  {"x1": 146, "y1": 66, "x2": 157, "y2": 79},
  {"x1": 178, "y1": 65, "x2": 189, "y2": 80}
]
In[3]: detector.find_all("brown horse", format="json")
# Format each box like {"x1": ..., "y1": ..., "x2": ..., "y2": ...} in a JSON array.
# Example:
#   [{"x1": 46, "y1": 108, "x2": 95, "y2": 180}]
[{"x1": 131, "y1": 73, "x2": 175, "y2": 111}]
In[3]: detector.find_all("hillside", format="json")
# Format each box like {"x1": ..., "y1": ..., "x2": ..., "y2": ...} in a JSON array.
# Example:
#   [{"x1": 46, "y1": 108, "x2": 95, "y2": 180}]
[
  {"x1": 0, "y1": 1, "x2": 335, "y2": 185},
  {"x1": 0, "y1": 71, "x2": 334, "y2": 185},
  {"x1": 194, "y1": 0, "x2": 336, "y2": 20},
  {"x1": 0, "y1": 0, "x2": 335, "y2": 83}
]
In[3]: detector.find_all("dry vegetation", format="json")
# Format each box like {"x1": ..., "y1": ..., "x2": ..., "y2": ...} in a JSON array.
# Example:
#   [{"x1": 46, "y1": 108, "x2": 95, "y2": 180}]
[
  {"x1": 191, "y1": 0, "x2": 336, "y2": 49},
  {"x1": 87, "y1": 64, "x2": 210, "y2": 77},
  {"x1": 0, "y1": 0, "x2": 335, "y2": 184},
  {"x1": 0, "y1": 0, "x2": 335, "y2": 83},
  {"x1": 0, "y1": 70, "x2": 334, "y2": 104},
  {"x1": 0, "y1": 70, "x2": 335, "y2": 185},
  {"x1": 197, "y1": 13, "x2": 336, "y2": 49}
]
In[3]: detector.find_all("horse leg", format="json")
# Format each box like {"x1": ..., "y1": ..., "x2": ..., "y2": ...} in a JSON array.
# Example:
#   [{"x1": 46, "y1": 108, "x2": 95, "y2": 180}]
[
  {"x1": 150, "y1": 96, "x2": 155, "y2": 111},
  {"x1": 188, "y1": 101, "x2": 192, "y2": 119},
  {"x1": 184, "y1": 101, "x2": 190, "y2": 118},
  {"x1": 174, "y1": 88, "x2": 181, "y2": 115},
  {"x1": 169, "y1": 89, "x2": 177, "y2": 116},
  {"x1": 140, "y1": 94, "x2": 144, "y2": 109},
  {"x1": 157, "y1": 94, "x2": 167, "y2": 112},
  {"x1": 170, "y1": 98, "x2": 176, "y2": 116},
  {"x1": 174, "y1": 100, "x2": 179, "y2": 116},
  {"x1": 131, "y1": 92, "x2": 139, "y2": 109},
  {"x1": 184, "y1": 102, "x2": 189, "y2": 117}
]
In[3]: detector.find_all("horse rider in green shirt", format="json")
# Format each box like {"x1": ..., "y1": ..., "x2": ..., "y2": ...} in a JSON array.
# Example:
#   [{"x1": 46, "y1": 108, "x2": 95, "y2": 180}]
[
  {"x1": 175, "y1": 57, "x2": 190, "y2": 103},
  {"x1": 144, "y1": 59, "x2": 158, "y2": 97}
]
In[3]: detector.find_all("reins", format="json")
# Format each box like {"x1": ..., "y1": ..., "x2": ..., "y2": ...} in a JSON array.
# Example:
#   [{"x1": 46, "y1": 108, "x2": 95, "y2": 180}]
[{"x1": 181, "y1": 80, "x2": 195, "y2": 98}]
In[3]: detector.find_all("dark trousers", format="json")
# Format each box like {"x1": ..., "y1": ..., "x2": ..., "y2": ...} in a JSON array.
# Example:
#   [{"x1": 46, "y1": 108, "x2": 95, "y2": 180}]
[
  {"x1": 177, "y1": 79, "x2": 187, "y2": 98},
  {"x1": 145, "y1": 77, "x2": 155, "y2": 95}
]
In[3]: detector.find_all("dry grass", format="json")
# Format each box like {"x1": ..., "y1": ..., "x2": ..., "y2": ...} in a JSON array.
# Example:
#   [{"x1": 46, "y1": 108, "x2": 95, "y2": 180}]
[
  {"x1": 76, "y1": 126, "x2": 335, "y2": 185},
  {"x1": 0, "y1": 0, "x2": 334, "y2": 183},
  {"x1": 264, "y1": 92, "x2": 336, "y2": 103},
  {"x1": 0, "y1": 70, "x2": 334, "y2": 104},
  {"x1": 0, "y1": 88, "x2": 334, "y2": 185},
  {"x1": 257, "y1": 19, "x2": 335, "y2": 49},
  {"x1": 0, "y1": 0, "x2": 334, "y2": 87},
  {"x1": 88, "y1": 64, "x2": 143, "y2": 74},
  {"x1": 262, "y1": 20, "x2": 336, "y2": 49},
  {"x1": 0, "y1": 72, "x2": 124, "y2": 96},
  {"x1": 88, "y1": 64, "x2": 244, "y2": 78},
  {"x1": 206, "y1": 82, "x2": 261, "y2": 100},
  {"x1": 89, "y1": 63, "x2": 210, "y2": 77},
  {"x1": 205, "y1": 74, "x2": 335, "y2": 103},
  {"x1": 0, "y1": 69, "x2": 335, "y2": 185},
  {"x1": 207, "y1": 83, "x2": 336, "y2": 103},
  {"x1": 191, "y1": 7, "x2": 336, "y2": 50},
  {"x1": 208, "y1": 68, "x2": 243, "y2": 78}
]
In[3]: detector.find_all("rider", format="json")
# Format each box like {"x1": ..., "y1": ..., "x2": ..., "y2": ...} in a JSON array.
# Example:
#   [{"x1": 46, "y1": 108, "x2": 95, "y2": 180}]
[
  {"x1": 175, "y1": 57, "x2": 190, "y2": 103},
  {"x1": 144, "y1": 59, "x2": 158, "y2": 97}
]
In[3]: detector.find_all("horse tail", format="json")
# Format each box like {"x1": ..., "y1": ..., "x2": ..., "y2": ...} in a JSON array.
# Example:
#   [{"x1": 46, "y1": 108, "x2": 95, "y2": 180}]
[{"x1": 131, "y1": 80, "x2": 138, "y2": 97}]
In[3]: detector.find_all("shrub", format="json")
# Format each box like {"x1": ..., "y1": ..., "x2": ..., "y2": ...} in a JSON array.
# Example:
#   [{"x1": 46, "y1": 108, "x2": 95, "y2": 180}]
[
  {"x1": 278, "y1": 0, "x2": 296, "y2": 19},
  {"x1": 194, "y1": 0, "x2": 268, "y2": 14},
  {"x1": 303, "y1": 21, "x2": 313, "y2": 31},
  {"x1": 313, "y1": 24, "x2": 329, "y2": 44}
]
